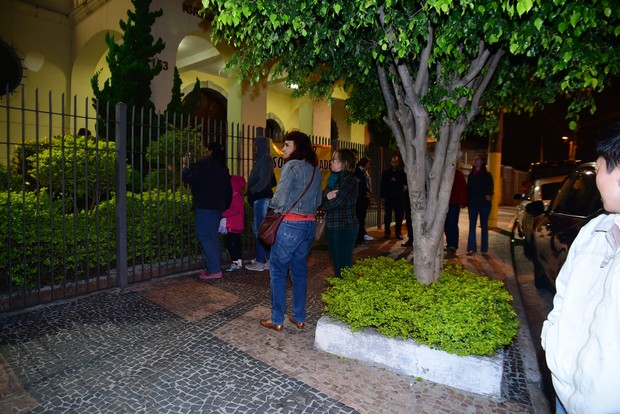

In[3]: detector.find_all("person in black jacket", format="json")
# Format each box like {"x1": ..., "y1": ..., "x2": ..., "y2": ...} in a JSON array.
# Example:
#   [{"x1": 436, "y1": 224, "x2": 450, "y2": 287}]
[
  {"x1": 466, "y1": 154, "x2": 493, "y2": 255},
  {"x1": 380, "y1": 155, "x2": 407, "y2": 239},
  {"x1": 245, "y1": 129, "x2": 275, "y2": 272},
  {"x1": 354, "y1": 157, "x2": 374, "y2": 243},
  {"x1": 182, "y1": 141, "x2": 232, "y2": 279}
]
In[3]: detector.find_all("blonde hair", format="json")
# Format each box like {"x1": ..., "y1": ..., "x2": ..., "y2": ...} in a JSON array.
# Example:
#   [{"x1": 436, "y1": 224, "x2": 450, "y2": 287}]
[{"x1": 333, "y1": 149, "x2": 356, "y2": 172}]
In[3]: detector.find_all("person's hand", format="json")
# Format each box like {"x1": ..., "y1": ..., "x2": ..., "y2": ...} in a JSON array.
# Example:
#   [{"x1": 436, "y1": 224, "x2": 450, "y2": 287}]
[
  {"x1": 485, "y1": 195, "x2": 491, "y2": 201},
  {"x1": 327, "y1": 190, "x2": 338, "y2": 200},
  {"x1": 182, "y1": 155, "x2": 190, "y2": 169}
]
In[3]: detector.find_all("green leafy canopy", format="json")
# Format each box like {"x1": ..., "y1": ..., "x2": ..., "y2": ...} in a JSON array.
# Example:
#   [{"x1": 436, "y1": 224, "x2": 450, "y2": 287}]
[
  {"x1": 201, "y1": 0, "x2": 619, "y2": 283},
  {"x1": 202, "y1": 0, "x2": 619, "y2": 127}
]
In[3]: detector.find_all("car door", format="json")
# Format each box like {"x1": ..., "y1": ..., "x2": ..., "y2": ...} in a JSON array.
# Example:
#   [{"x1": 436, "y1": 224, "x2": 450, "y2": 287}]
[{"x1": 536, "y1": 167, "x2": 602, "y2": 286}]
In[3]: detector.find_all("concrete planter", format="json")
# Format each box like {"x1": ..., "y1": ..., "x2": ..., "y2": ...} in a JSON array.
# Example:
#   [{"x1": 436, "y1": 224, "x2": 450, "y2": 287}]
[{"x1": 314, "y1": 316, "x2": 504, "y2": 398}]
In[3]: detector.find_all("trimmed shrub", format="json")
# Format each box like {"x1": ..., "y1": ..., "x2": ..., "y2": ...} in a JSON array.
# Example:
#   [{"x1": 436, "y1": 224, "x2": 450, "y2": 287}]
[
  {"x1": 0, "y1": 188, "x2": 195, "y2": 290},
  {"x1": 322, "y1": 257, "x2": 519, "y2": 356}
]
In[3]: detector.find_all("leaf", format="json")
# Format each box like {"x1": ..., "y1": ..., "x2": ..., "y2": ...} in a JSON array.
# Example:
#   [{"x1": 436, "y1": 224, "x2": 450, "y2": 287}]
[
  {"x1": 570, "y1": 11, "x2": 581, "y2": 27},
  {"x1": 534, "y1": 18, "x2": 543, "y2": 31}
]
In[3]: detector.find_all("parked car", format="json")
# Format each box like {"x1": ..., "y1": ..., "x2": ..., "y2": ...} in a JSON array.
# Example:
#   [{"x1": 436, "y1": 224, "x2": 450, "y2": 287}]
[
  {"x1": 525, "y1": 162, "x2": 603, "y2": 289},
  {"x1": 512, "y1": 175, "x2": 564, "y2": 257},
  {"x1": 527, "y1": 160, "x2": 583, "y2": 182}
]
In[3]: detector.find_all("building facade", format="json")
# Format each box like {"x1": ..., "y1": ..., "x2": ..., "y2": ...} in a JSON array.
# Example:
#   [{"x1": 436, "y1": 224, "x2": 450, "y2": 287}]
[{"x1": 0, "y1": 0, "x2": 369, "y2": 162}]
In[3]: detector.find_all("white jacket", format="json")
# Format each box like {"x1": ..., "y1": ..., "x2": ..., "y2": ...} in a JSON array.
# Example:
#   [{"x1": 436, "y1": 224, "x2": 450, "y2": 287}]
[{"x1": 541, "y1": 213, "x2": 620, "y2": 414}]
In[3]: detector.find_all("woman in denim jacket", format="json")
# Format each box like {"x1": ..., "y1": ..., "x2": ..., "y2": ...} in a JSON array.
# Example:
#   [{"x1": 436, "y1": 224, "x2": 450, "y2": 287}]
[{"x1": 260, "y1": 131, "x2": 322, "y2": 331}]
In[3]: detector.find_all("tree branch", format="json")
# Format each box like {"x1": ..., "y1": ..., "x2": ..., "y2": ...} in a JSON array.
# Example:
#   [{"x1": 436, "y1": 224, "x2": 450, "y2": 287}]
[
  {"x1": 467, "y1": 49, "x2": 504, "y2": 123},
  {"x1": 453, "y1": 40, "x2": 491, "y2": 91},
  {"x1": 415, "y1": 25, "x2": 433, "y2": 96}
]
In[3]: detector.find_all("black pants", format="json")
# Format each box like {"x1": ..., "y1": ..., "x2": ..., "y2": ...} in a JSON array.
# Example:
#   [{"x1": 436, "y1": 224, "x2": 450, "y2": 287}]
[
  {"x1": 404, "y1": 200, "x2": 412, "y2": 239},
  {"x1": 384, "y1": 197, "x2": 403, "y2": 236},
  {"x1": 225, "y1": 232, "x2": 242, "y2": 261},
  {"x1": 356, "y1": 200, "x2": 369, "y2": 241}
]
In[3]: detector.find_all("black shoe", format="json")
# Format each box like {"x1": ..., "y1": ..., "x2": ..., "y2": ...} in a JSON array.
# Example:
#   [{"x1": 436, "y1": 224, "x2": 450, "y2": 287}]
[
  {"x1": 395, "y1": 235, "x2": 403, "y2": 240},
  {"x1": 401, "y1": 239, "x2": 413, "y2": 247},
  {"x1": 383, "y1": 234, "x2": 390, "y2": 239}
]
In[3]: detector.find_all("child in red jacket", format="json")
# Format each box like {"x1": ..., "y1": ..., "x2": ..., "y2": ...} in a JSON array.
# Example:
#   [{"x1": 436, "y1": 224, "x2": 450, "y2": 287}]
[{"x1": 222, "y1": 175, "x2": 246, "y2": 272}]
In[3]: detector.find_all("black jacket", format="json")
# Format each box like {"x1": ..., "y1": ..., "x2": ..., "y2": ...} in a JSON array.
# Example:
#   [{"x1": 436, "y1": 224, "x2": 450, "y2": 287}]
[
  {"x1": 380, "y1": 167, "x2": 407, "y2": 201},
  {"x1": 182, "y1": 156, "x2": 232, "y2": 211},
  {"x1": 467, "y1": 167, "x2": 494, "y2": 208}
]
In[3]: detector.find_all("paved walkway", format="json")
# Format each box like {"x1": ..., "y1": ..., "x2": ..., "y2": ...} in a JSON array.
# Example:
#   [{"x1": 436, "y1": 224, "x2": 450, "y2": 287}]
[{"x1": 0, "y1": 207, "x2": 550, "y2": 413}]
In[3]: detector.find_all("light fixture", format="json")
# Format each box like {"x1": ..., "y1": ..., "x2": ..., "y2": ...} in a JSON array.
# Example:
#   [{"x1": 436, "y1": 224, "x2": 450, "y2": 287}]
[{"x1": 24, "y1": 52, "x2": 45, "y2": 72}]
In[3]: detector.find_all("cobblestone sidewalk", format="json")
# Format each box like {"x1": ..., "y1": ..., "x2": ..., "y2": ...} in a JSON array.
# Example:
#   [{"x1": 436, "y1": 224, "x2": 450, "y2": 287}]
[{"x1": 0, "y1": 207, "x2": 546, "y2": 413}]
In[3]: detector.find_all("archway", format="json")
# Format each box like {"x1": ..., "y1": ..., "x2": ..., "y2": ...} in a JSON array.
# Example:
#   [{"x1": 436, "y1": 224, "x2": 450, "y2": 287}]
[
  {"x1": 182, "y1": 87, "x2": 228, "y2": 145},
  {"x1": 266, "y1": 118, "x2": 283, "y2": 140}
]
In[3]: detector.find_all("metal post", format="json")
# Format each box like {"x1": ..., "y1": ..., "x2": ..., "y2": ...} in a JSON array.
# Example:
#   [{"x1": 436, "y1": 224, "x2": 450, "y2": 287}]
[{"x1": 115, "y1": 103, "x2": 128, "y2": 289}]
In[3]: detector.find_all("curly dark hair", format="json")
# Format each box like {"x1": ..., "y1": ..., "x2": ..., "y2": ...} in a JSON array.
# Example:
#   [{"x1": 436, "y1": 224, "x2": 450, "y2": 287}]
[{"x1": 283, "y1": 130, "x2": 318, "y2": 167}]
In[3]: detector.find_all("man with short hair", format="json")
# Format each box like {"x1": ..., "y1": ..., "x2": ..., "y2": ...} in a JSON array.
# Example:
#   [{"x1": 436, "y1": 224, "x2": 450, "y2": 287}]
[{"x1": 541, "y1": 124, "x2": 620, "y2": 414}]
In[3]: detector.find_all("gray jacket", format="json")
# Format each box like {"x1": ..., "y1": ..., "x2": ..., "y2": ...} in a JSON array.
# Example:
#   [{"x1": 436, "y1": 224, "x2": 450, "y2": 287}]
[{"x1": 269, "y1": 160, "x2": 322, "y2": 215}]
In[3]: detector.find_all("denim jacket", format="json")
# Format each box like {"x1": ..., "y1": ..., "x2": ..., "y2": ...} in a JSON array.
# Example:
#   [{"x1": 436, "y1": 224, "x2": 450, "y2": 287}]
[{"x1": 269, "y1": 159, "x2": 322, "y2": 215}]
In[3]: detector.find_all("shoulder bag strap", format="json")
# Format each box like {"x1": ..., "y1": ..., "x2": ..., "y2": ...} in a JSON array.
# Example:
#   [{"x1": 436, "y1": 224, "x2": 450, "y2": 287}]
[{"x1": 283, "y1": 166, "x2": 317, "y2": 214}]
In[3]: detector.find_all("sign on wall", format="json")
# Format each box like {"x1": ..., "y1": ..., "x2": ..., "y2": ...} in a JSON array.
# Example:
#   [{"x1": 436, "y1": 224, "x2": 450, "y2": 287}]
[{"x1": 270, "y1": 141, "x2": 332, "y2": 190}]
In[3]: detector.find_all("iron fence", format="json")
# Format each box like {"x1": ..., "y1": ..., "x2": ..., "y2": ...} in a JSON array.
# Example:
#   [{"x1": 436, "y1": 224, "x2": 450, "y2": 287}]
[{"x1": 1, "y1": 89, "x2": 378, "y2": 311}]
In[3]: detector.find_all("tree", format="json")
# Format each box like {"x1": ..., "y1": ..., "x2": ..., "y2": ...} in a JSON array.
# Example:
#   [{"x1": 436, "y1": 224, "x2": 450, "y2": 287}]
[
  {"x1": 91, "y1": 0, "x2": 165, "y2": 147},
  {"x1": 183, "y1": 78, "x2": 203, "y2": 117},
  {"x1": 165, "y1": 66, "x2": 185, "y2": 126},
  {"x1": 201, "y1": 0, "x2": 620, "y2": 283}
]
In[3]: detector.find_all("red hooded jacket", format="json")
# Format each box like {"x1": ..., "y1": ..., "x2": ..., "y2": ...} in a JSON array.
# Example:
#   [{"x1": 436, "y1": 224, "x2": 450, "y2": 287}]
[{"x1": 222, "y1": 175, "x2": 246, "y2": 233}]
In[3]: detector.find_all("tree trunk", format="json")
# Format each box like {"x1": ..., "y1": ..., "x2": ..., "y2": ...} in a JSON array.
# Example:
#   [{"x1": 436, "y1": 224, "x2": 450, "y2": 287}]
[{"x1": 376, "y1": 35, "x2": 502, "y2": 284}]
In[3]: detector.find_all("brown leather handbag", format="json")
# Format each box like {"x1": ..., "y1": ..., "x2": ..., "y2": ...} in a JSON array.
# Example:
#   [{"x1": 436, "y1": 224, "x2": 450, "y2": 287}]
[{"x1": 258, "y1": 168, "x2": 316, "y2": 246}]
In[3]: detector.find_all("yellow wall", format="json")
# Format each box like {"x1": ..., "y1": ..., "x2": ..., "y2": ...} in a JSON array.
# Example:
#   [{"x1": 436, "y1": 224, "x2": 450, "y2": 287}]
[{"x1": 267, "y1": 90, "x2": 301, "y2": 132}]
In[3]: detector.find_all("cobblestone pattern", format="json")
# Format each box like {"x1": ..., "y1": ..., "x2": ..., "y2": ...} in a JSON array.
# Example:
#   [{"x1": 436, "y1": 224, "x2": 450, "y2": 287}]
[{"x1": 0, "y1": 207, "x2": 539, "y2": 413}]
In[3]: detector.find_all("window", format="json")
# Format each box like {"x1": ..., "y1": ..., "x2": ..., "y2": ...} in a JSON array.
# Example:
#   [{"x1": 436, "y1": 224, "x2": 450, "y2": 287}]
[{"x1": 551, "y1": 170, "x2": 601, "y2": 217}]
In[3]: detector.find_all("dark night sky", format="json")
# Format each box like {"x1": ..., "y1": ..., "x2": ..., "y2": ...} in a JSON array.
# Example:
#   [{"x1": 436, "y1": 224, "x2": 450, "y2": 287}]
[{"x1": 493, "y1": 82, "x2": 620, "y2": 171}]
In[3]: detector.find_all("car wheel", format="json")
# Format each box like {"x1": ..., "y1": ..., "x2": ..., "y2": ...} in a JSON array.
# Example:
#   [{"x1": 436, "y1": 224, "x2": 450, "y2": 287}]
[{"x1": 511, "y1": 220, "x2": 524, "y2": 246}]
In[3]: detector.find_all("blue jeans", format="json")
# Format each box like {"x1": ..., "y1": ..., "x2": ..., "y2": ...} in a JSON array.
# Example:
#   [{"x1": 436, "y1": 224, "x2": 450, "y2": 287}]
[
  {"x1": 327, "y1": 228, "x2": 358, "y2": 278},
  {"x1": 467, "y1": 204, "x2": 491, "y2": 252},
  {"x1": 269, "y1": 220, "x2": 315, "y2": 325},
  {"x1": 444, "y1": 204, "x2": 461, "y2": 249},
  {"x1": 252, "y1": 198, "x2": 271, "y2": 263},
  {"x1": 195, "y1": 209, "x2": 223, "y2": 274}
]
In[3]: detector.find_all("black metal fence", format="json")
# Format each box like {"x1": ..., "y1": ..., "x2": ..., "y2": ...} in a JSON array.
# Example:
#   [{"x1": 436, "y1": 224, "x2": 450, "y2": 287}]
[{"x1": 0, "y1": 89, "x2": 380, "y2": 312}]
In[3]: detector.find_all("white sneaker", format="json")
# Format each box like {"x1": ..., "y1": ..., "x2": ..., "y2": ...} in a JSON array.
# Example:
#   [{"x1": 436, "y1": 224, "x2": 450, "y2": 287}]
[
  {"x1": 225, "y1": 260, "x2": 242, "y2": 273},
  {"x1": 363, "y1": 234, "x2": 375, "y2": 241},
  {"x1": 245, "y1": 261, "x2": 267, "y2": 271},
  {"x1": 263, "y1": 260, "x2": 269, "y2": 270}
]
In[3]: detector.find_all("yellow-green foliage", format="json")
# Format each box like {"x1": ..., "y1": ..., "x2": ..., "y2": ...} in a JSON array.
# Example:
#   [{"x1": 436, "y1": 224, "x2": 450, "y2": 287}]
[{"x1": 322, "y1": 257, "x2": 519, "y2": 356}]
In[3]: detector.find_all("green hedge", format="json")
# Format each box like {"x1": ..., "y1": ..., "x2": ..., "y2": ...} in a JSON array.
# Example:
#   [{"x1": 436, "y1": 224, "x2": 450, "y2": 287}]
[
  {"x1": 0, "y1": 189, "x2": 195, "y2": 290},
  {"x1": 322, "y1": 257, "x2": 519, "y2": 356}
]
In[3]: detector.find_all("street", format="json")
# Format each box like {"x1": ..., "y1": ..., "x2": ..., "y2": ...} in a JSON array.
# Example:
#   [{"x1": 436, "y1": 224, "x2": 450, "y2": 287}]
[{"x1": 511, "y1": 234, "x2": 556, "y2": 409}]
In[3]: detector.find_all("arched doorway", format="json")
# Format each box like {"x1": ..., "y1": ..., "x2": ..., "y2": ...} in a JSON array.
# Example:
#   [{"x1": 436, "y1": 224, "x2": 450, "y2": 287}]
[
  {"x1": 266, "y1": 118, "x2": 282, "y2": 140},
  {"x1": 183, "y1": 87, "x2": 227, "y2": 145}
]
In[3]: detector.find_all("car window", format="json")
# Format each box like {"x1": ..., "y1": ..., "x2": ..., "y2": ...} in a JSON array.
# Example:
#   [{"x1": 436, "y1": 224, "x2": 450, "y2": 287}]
[
  {"x1": 540, "y1": 182, "x2": 562, "y2": 201},
  {"x1": 552, "y1": 171, "x2": 600, "y2": 216},
  {"x1": 549, "y1": 176, "x2": 574, "y2": 213}
]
